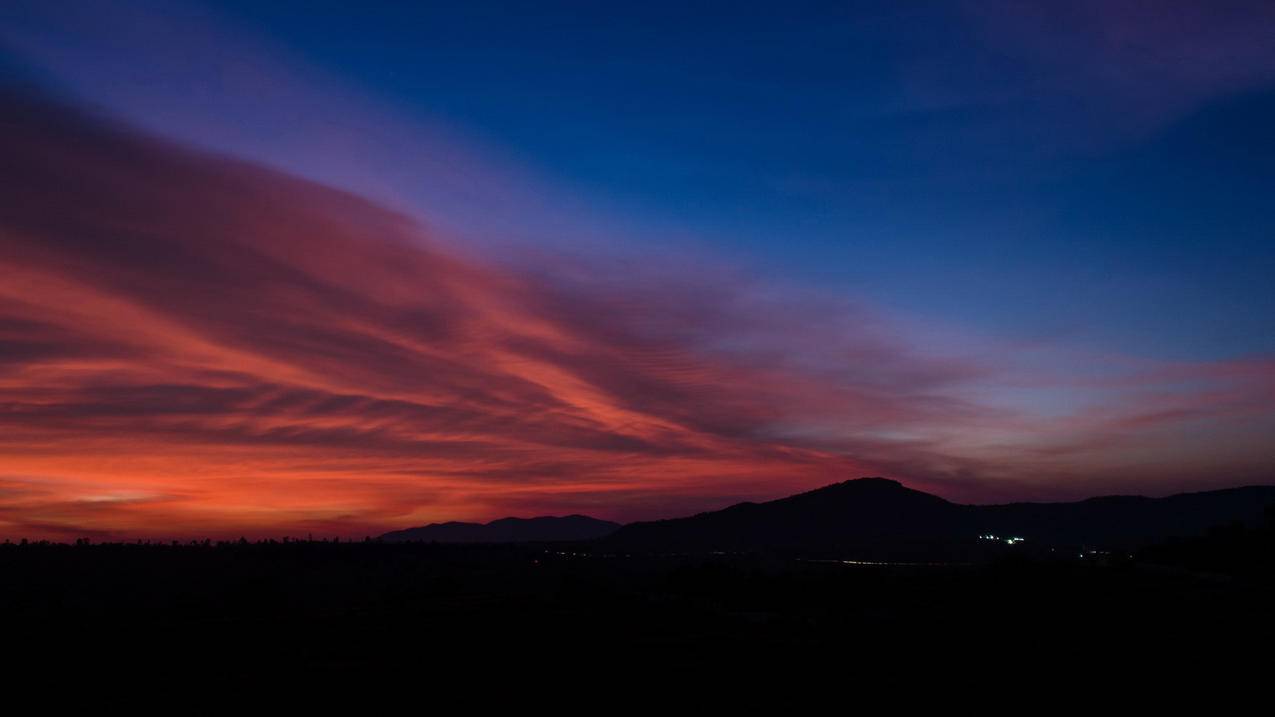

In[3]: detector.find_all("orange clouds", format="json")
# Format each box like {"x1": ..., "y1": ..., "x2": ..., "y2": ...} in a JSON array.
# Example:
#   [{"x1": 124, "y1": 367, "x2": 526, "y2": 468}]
[
  {"x1": 0, "y1": 90, "x2": 881, "y2": 539},
  {"x1": 2, "y1": 88, "x2": 1273, "y2": 540}
]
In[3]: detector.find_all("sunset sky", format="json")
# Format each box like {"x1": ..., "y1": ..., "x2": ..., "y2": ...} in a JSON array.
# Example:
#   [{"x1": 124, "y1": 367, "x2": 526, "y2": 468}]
[{"x1": 2, "y1": 1, "x2": 1274, "y2": 540}]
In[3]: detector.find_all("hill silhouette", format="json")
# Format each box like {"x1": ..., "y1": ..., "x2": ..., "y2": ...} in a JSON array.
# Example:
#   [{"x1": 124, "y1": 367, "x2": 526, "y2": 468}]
[
  {"x1": 380, "y1": 515, "x2": 620, "y2": 543},
  {"x1": 604, "y1": 477, "x2": 1275, "y2": 558},
  {"x1": 375, "y1": 478, "x2": 1275, "y2": 557}
]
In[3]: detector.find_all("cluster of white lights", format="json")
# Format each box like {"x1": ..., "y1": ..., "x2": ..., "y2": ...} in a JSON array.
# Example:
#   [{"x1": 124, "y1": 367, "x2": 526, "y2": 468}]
[{"x1": 977, "y1": 534, "x2": 1026, "y2": 545}]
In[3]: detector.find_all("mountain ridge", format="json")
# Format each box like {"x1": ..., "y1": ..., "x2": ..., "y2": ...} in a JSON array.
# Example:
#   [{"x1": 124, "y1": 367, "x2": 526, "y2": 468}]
[
  {"x1": 604, "y1": 477, "x2": 1275, "y2": 557},
  {"x1": 380, "y1": 514, "x2": 620, "y2": 543},
  {"x1": 377, "y1": 478, "x2": 1275, "y2": 556}
]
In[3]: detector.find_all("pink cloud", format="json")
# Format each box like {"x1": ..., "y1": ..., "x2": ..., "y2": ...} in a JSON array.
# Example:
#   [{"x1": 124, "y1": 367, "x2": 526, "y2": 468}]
[{"x1": 1, "y1": 86, "x2": 1273, "y2": 540}]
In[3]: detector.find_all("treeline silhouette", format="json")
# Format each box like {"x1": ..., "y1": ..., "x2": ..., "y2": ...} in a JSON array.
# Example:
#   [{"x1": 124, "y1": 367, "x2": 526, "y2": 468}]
[{"x1": 3, "y1": 532, "x2": 1272, "y2": 683}]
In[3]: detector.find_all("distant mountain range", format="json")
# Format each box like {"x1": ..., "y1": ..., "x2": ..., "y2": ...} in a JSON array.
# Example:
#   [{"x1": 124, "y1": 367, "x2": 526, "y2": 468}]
[
  {"x1": 379, "y1": 515, "x2": 620, "y2": 543},
  {"x1": 379, "y1": 478, "x2": 1275, "y2": 557},
  {"x1": 605, "y1": 478, "x2": 1275, "y2": 557}
]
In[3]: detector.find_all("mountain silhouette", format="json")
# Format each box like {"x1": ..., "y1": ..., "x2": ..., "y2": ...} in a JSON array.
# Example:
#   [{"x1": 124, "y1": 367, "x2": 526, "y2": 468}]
[
  {"x1": 604, "y1": 477, "x2": 1275, "y2": 557},
  {"x1": 977, "y1": 487, "x2": 1275, "y2": 548},
  {"x1": 380, "y1": 515, "x2": 620, "y2": 543}
]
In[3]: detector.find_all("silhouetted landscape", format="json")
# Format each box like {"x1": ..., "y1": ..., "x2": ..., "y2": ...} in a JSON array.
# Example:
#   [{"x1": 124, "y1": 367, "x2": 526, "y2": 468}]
[
  {"x1": 379, "y1": 478, "x2": 1275, "y2": 561},
  {"x1": 5, "y1": 478, "x2": 1273, "y2": 682},
  {"x1": 6, "y1": 0, "x2": 1275, "y2": 692},
  {"x1": 381, "y1": 514, "x2": 620, "y2": 543},
  {"x1": 605, "y1": 477, "x2": 1275, "y2": 558}
]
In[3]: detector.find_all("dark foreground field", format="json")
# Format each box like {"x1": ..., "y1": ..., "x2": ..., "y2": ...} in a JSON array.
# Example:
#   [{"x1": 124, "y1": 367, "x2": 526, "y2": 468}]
[{"x1": 4, "y1": 528, "x2": 1273, "y2": 687}]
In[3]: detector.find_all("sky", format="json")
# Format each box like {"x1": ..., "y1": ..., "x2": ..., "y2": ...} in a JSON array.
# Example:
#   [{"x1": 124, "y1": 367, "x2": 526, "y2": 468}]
[{"x1": 1, "y1": 1, "x2": 1274, "y2": 540}]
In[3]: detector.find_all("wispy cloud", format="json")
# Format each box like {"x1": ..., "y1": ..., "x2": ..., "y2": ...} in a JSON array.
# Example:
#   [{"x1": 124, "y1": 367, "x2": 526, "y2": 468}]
[{"x1": 1, "y1": 86, "x2": 1272, "y2": 540}]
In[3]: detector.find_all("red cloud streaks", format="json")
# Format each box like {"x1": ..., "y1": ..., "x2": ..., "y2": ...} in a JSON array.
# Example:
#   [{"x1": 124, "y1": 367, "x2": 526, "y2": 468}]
[
  {"x1": 2, "y1": 88, "x2": 1273, "y2": 540},
  {"x1": 0, "y1": 90, "x2": 889, "y2": 538}
]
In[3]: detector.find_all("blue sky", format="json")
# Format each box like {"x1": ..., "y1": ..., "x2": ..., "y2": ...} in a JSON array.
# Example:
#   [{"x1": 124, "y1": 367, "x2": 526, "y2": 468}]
[
  {"x1": 191, "y1": 0, "x2": 1275, "y2": 359},
  {"x1": 7, "y1": 0, "x2": 1274, "y2": 363}
]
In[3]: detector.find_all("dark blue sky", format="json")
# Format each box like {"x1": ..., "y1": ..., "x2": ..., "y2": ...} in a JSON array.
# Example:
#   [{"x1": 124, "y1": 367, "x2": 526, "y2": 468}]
[
  {"x1": 7, "y1": 1, "x2": 1274, "y2": 362},
  {"x1": 221, "y1": 1, "x2": 1275, "y2": 358}
]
